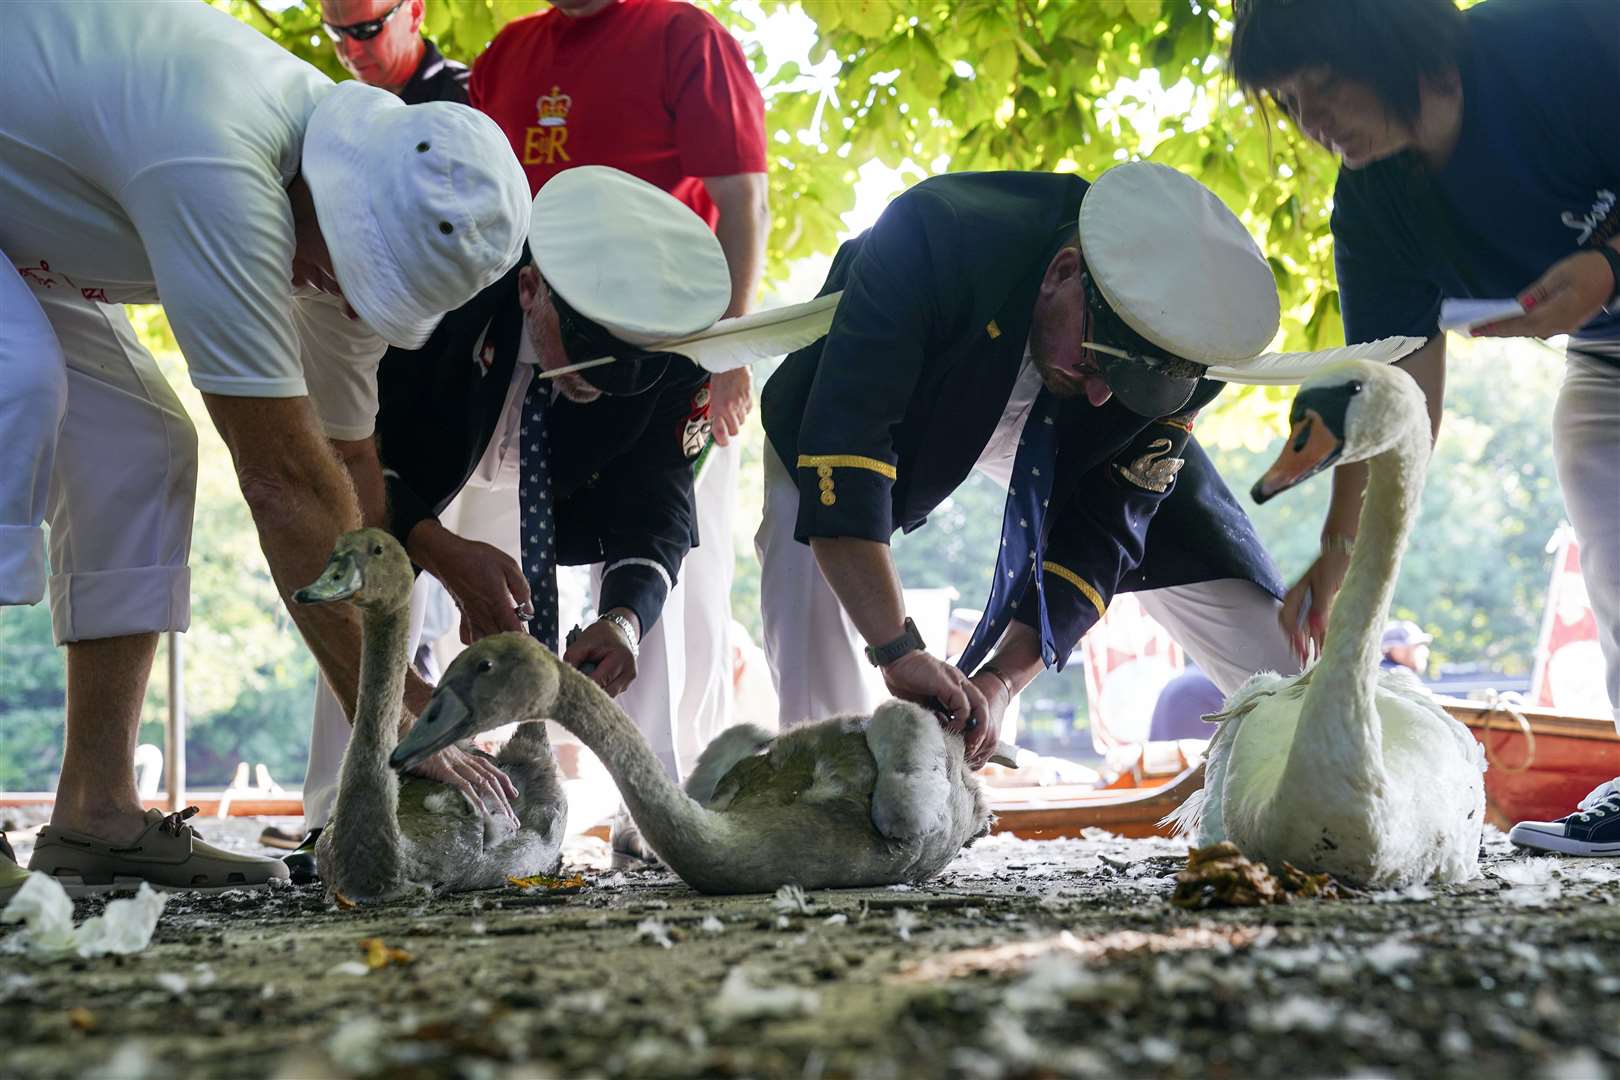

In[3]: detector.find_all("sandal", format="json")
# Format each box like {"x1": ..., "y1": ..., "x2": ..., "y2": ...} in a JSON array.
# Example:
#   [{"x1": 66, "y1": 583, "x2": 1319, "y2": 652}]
[{"x1": 27, "y1": 808, "x2": 290, "y2": 896}]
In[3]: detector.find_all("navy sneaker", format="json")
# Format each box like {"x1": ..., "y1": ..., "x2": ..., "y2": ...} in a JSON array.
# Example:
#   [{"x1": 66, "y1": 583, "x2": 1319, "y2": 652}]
[{"x1": 1509, "y1": 777, "x2": 1620, "y2": 856}]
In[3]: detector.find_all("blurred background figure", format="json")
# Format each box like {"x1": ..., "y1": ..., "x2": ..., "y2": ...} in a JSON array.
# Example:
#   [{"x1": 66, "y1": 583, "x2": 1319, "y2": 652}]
[
  {"x1": 320, "y1": 0, "x2": 468, "y2": 104},
  {"x1": 1146, "y1": 662, "x2": 1223, "y2": 743},
  {"x1": 1381, "y1": 620, "x2": 1433, "y2": 676}
]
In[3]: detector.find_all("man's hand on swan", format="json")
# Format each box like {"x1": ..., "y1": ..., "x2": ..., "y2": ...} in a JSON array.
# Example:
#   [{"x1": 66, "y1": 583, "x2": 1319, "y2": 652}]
[
  {"x1": 882, "y1": 652, "x2": 989, "y2": 737},
  {"x1": 409, "y1": 524, "x2": 532, "y2": 644},
  {"x1": 563, "y1": 610, "x2": 640, "y2": 697},
  {"x1": 406, "y1": 743, "x2": 520, "y2": 824},
  {"x1": 962, "y1": 670, "x2": 1011, "y2": 770},
  {"x1": 1278, "y1": 545, "x2": 1352, "y2": 663}
]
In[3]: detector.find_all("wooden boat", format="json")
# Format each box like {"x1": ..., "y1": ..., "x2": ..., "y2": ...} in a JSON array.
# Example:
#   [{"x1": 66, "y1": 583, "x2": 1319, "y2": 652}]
[
  {"x1": 1445, "y1": 695, "x2": 1620, "y2": 829},
  {"x1": 988, "y1": 696, "x2": 1619, "y2": 840}
]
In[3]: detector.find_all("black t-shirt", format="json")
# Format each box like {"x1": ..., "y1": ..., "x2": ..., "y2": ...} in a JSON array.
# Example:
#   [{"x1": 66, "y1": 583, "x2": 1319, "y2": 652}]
[
  {"x1": 1332, "y1": 0, "x2": 1620, "y2": 346},
  {"x1": 400, "y1": 39, "x2": 469, "y2": 106}
]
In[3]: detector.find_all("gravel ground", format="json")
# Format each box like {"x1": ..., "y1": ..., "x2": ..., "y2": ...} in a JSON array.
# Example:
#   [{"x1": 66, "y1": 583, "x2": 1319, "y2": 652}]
[{"x1": 4, "y1": 821, "x2": 1619, "y2": 1080}]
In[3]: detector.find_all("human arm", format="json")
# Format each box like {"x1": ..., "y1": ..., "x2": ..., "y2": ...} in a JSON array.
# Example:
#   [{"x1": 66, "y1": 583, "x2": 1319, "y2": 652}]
[
  {"x1": 566, "y1": 369, "x2": 712, "y2": 693},
  {"x1": 809, "y1": 536, "x2": 989, "y2": 729},
  {"x1": 202, "y1": 393, "x2": 517, "y2": 816},
  {"x1": 406, "y1": 518, "x2": 531, "y2": 644},
  {"x1": 701, "y1": 172, "x2": 770, "y2": 444},
  {"x1": 330, "y1": 436, "x2": 386, "y2": 527}
]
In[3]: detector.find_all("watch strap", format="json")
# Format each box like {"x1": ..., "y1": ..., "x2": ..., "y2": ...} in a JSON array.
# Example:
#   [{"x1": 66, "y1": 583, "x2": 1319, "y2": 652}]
[{"x1": 864, "y1": 617, "x2": 926, "y2": 667}]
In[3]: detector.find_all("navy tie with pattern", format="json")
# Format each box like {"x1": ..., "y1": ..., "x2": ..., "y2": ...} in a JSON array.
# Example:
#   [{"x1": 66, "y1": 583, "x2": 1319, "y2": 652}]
[
  {"x1": 957, "y1": 388, "x2": 1061, "y2": 675},
  {"x1": 519, "y1": 377, "x2": 558, "y2": 653}
]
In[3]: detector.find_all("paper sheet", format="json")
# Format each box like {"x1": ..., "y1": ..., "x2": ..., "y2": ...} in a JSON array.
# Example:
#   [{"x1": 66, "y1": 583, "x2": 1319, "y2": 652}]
[
  {"x1": 1, "y1": 873, "x2": 167, "y2": 959},
  {"x1": 1438, "y1": 298, "x2": 1525, "y2": 333}
]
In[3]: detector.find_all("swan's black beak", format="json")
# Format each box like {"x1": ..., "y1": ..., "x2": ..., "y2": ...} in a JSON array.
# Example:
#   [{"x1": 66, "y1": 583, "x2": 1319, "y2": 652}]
[
  {"x1": 391, "y1": 687, "x2": 477, "y2": 772},
  {"x1": 293, "y1": 550, "x2": 362, "y2": 605},
  {"x1": 1253, "y1": 408, "x2": 1344, "y2": 504}
]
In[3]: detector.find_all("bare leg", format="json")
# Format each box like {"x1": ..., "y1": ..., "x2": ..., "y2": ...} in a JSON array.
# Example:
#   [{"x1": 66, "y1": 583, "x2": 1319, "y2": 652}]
[{"x1": 50, "y1": 632, "x2": 159, "y2": 843}]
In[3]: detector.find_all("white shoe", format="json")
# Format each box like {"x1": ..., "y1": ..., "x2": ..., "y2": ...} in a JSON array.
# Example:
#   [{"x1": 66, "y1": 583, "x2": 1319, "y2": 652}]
[{"x1": 1508, "y1": 776, "x2": 1620, "y2": 856}]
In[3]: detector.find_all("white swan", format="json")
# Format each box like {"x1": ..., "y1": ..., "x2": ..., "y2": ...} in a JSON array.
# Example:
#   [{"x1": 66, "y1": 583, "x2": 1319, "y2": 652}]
[
  {"x1": 294, "y1": 529, "x2": 567, "y2": 903},
  {"x1": 391, "y1": 633, "x2": 992, "y2": 894},
  {"x1": 1169, "y1": 361, "x2": 1484, "y2": 886}
]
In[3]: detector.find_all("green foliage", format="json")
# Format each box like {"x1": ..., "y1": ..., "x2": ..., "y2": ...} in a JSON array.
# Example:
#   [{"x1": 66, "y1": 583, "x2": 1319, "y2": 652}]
[{"x1": 210, "y1": 1, "x2": 543, "y2": 78}]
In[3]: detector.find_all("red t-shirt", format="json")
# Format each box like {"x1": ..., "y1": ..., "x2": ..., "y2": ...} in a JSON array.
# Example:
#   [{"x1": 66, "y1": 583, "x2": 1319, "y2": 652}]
[{"x1": 470, "y1": 0, "x2": 766, "y2": 228}]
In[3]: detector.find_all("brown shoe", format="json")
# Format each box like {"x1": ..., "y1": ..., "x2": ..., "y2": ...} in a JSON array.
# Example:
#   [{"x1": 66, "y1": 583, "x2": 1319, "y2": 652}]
[{"x1": 27, "y1": 808, "x2": 290, "y2": 896}]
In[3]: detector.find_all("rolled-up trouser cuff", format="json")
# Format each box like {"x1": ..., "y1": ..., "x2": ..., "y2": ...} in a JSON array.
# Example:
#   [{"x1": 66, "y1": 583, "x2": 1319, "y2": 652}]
[
  {"x1": 49, "y1": 565, "x2": 190, "y2": 644},
  {"x1": 0, "y1": 524, "x2": 48, "y2": 605}
]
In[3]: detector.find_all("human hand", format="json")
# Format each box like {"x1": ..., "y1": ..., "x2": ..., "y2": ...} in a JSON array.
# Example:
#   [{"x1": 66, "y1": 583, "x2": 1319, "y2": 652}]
[
  {"x1": 882, "y1": 651, "x2": 989, "y2": 733},
  {"x1": 406, "y1": 742, "x2": 519, "y2": 823},
  {"x1": 1473, "y1": 249, "x2": 1617, "y2": 339},
  {"x1": 421, "y1": 531, "x2": 530, "y2": 644},
  {"x1": 962, "y1": 670, "x2": 1011, "y2": 769},
  {"x1": 562, "y1": 614, "x2": 638, "y2": 696},
  {"x1": 706, "y1": 368, "x2": 753, "y2": 447},
  {"x1": 1277, "y1": 547, "x2": 1352, "y2": 664}
]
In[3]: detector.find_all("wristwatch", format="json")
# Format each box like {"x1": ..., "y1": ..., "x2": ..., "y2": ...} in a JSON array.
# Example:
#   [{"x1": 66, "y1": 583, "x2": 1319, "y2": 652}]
[
  {"x1": 597, "y1": 611, "x2": 640, "y2": 658},
  {"x1": 865, "y1": 617, "x2": 926, "y2": 667}
]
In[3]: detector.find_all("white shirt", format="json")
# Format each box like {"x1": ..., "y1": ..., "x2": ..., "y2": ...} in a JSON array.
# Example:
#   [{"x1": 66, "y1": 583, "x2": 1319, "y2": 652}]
[
  {"x1": 0, "y1": 2, "x2": 383, "y2": 439},
  {"x1": 972, "y1": 348, "x2": 1045, "y2": 490},
  {"x1": 466, "y1": 326, "x2": 540, "y2": 490}
]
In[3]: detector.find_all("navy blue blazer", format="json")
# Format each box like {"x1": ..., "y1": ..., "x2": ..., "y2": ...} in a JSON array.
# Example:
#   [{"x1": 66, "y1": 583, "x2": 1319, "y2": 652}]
[
  {"x1": 375, "y1": 263, "x2": 711, "y2": 636},
  {"x1": 761, "y1": 171, "x2": 1284, "y2": 667}
]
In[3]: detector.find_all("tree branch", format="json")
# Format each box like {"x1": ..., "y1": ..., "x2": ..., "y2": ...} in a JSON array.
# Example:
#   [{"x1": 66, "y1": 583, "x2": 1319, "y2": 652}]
[{"x1": 245, "y1": 0, "x2": 283, "y2": 33}]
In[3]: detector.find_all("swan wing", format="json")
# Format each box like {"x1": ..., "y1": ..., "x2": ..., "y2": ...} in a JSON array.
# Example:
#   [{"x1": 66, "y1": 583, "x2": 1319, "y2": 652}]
[
  {"x1": 1372, "y1": 680, "x2": 1487, "y2": 883},
  {"x1": 1163, "y1": 670, "x2": 1300, "y2": 842}
]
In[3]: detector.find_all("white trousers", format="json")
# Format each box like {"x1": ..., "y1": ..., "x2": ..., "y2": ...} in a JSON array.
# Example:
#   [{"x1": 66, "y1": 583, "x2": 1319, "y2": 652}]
[
  {"x1": 0, "y1": 262, "x2": 196, "y2": 642},
  {"x1": 1555, "y1": 348, "x2": 1620, "y2": 730},
  {"x1": 756, "y1": 445, "x2": 1298, "y2": 731},
  {"x1": 303, "y1": 441, "x2": 741, "y2": 823}
]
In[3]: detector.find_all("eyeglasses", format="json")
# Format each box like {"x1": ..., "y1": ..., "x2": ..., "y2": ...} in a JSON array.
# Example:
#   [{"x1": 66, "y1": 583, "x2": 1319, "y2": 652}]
[
  {"x1": 1076, "y1": 271, "x2": 1206, "y2": 418},
  {"x1": 322, "y1": 0, "x2": 407, "y2": 43},
  {"x1": 540, "y1": 280, "x2": 672, "y2": 396}
]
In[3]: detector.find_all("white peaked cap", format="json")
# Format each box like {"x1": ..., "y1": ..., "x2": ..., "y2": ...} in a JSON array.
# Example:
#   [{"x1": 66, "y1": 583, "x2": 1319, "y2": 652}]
[
  {"x1": 1080, "y1": 161, "x2": 1425, "y2": 383},
  {"x1": 531, "y1": 166, "x2": 730, "y2": 343},
  {"x1": 304, "y1": 82, "x2": 530, "y2": 349},
  {"x1": 530, "y1": 166, "x2": 842, "y2": 373}
]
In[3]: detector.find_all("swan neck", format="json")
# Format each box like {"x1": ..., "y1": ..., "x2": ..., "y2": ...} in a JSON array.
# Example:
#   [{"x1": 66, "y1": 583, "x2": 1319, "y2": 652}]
[
  {"x1": 332, "y1": 603, "x2": 411, "y2": 882},
  {"x1": 548, "y1": 664, "x2": 720, "y2": 866},
  {"x1": 1295, "y1": 431, "x2": 1426, "y2": 763}
]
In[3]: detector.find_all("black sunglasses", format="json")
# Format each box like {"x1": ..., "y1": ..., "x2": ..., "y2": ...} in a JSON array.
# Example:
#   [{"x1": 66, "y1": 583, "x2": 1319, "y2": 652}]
[
  {"x1": 1078, "y1": 271, "x2": 1207, "y2": 418},
  {"x1": 545, "y1": 282, "x2": 673, "y2": 397},
  {"x1": 323, "y1": 0, "x2": 407, "y2": 42}
]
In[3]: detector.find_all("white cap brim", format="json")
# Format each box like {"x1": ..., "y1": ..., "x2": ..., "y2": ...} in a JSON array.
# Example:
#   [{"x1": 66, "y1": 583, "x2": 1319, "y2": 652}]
[{"x1": 1080, "y1": 162, "x2": 1280, "y2": 366}]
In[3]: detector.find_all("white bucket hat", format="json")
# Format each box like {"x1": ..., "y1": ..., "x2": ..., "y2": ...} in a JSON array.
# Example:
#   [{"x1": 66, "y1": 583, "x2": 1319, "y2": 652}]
[
  {"x1": 529, "y1": 166, "x2": 840, "y2": 390},
  {"x1": 1078, "y1": 162, "x2": 1424, "y2": 388},
  {"x1": 303, "y1": 82, "x2": 530, "y2": 349}
]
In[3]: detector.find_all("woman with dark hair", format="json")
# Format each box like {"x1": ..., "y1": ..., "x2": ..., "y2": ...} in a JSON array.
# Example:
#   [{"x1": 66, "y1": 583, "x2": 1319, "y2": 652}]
[{"x1": 1230, "y1": 0, "x2": 1620, "y2": 857}]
